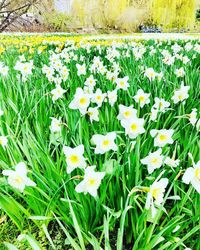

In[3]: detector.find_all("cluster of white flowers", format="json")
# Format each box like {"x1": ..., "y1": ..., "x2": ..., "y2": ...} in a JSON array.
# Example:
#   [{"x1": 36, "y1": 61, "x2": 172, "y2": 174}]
[
  {"x1": 3, "y1": 39, "x2": 198, "y2": 216},
  {"x1": 63, "y1": 144, "x2": 105, "y2": 197},
  {"x1": 54, "y1": 40, "x2": 199, "y2": 216}
]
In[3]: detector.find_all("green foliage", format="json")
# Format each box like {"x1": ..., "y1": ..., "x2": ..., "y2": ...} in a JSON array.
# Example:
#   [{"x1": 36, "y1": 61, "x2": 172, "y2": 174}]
[
  {"x1": 196, "y1": 9, "x2": 200, "y2": 21},
  {"x1": 0, "y1": 36, "x2": 200, "y2": 249},
  {"x1": 43, "y1": 11, "x2": 73, "y2": 32}
]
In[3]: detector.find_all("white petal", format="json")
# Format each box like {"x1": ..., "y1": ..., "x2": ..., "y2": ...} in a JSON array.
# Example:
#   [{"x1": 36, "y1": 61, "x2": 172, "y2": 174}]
[
  {"x1": 150, "y1": 129, "x2": 157, "y2": 137},
  {"x1": 2, "y1": 170, "x2": 14, "y2": 176},
  {"x1": 75, "y1": 180, "x2": 85, "y2": 193},
  {"x1": 25, "y1": 177, "x2": 36, "y2": 187},
  {"x1": 63, "y1": 146, "x2": 72, "y2": 156},
  {"x1": 145, "y1": 193, "x2": 152, "y2": 209},
  {"x1": 88, "y1": 188, "x2": 98, "y2": 197},
  {"x1": 15, "y1": 163, "x2": 27, "y2": 175},
  {"x1": 191, "y1": 179, "x2": 200, "y2": 194},
  {"x1": 182, "y1": 168, "x2": 194, "y2": 184},
  {"x1": 148, "y1": 166, "x2": 154, "y2": 174},
  {"x1": 159, "y1": 178, "x2": 168, "y2": 188},
  {"x1": 75, "y1": 144, "x2": 84, "y2": 155},
  {"x1": 92, "y1": 134, "x2": 102, "y2": 144},
  {"x1": 107, "y1": 132, "x2": 116, "y2": 140}
]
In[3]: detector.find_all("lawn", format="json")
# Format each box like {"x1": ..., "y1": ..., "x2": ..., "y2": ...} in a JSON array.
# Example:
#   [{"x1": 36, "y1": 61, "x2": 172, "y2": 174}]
[{"x1": 0, "y1": 34, "x2": 200, "y2": 250}]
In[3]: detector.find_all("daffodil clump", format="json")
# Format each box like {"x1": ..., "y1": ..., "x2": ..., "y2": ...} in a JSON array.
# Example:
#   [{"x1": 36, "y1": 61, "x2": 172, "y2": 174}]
[{"x1": 0, "y1": 35, "x2": 199, "y2": 249}]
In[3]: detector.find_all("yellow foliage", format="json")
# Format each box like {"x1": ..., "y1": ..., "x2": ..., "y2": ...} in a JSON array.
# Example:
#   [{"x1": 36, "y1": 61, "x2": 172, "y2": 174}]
[
  {"x1": 117, "y1": 7, "x2": 148, "y2": 30},
  {"x1": 151, "y1": 0, "x2": 196, "y2": 29},
  {"x1": 71, "y1": 0, "x2": 149, "y2": 28},
  {"x1": 71, "y1": 0, "x2": 197, "y2": 30},
  {"x1": 103, "y1": 0, "x2": 128, "y2": 25}
]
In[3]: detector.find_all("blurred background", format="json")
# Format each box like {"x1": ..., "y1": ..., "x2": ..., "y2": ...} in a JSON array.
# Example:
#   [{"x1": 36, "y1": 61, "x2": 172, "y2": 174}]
[{"x1": 0, "y1": 0, "x2": 200, "y2": 33}]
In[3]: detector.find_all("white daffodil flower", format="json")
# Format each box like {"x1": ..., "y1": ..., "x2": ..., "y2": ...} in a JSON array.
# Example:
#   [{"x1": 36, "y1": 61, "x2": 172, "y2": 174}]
[
  {"x1": 182, "y1": 153, "x2": 200, "y2": 193},
  {"x1": 145, "y1": 178, "x2": 168, "y2": 218},
  {"x1": 69, "y1": 88, "x2": 90, "y2": 115},
  {"x1": 188, "y1": 108, "x2": 198, "y2": 126},
  {"x1": 107, "y1": 89, "x2": 118, "y2": 106},
  {"x1": 0, "y1": 63, "x2": 9, "y2": 76},
  {"x1": 153, "y1": 97, "x2": 170, "y2": 112},
  {"x1": 150, "y1": 108, "x2": 159, "y2": 121},
  {"x1": 185, "y1": 42, "x2": 193, "y2": 51},
  {"x1": 150, "y1": 129, "x2": 174, "y2": 147},
  {"x1": 2, "y1": 162, "x2": 36, "y2": 193},
  {"x1": 84, "y1": 75, "x2": 96, "y2": 90},
  {"x1": 141, "y1": 148, "x2": 164, "y2": 174},
  {"x1": 87, "y1": 107, "x2": 99, "y2": 122},
  {"x1": 172, "y1": 43, "x2": 182, "y2": 53},
  {"x1": 175, "y1": 67, "x2": 185, "y2": 77},
  {"x1": 133, "y1": 89, "x2": 150, "y2": 108},
  {"x1": 162, "y1": 55, "x2": 175, "y2": 65},
  {"x1": 51, "y1": 85, "x2": 66, "y2": 102},
  {"x1": 121, "y1": 117, "x2": 145, "y2": 139},
  {"x1": 0, "y1": 136, "x2": 8, "y2": 148},
  {"x1": 75, "y1": 166, "x2": 105, "y2": 197},
  {"x1": 91, "y1": 132, "x2": 117, "y2": 154},
  {"x1": 164, "y1": 157, "x2": 180, "y2": 168},
  {"x1": 144, "y1": 68, "x2": 156, "y2": 81},
  {"x1": 116, "y1": 76, "x2": 130, "y2": 90},
  {"x1": 182, "y1": 56, "x2": 190, "y2": 65},
  {"x1": 91, "y1": 88, "x2": 106, "y2": 107},
  {"x1": 76, "y1": 63, "x2": 86, "y2": 76},
  {"x1": 63, "y1": 144, "x2": 87, "y2": 174},
  {"x1": 106, "y1": 70, "x2": 118, "y2": 82},
  {"x1": 50, "y1": 117, "x2": 62, "y2": 133},
  {"x1": 172, "y1": 83, "x2": 190, "y2": 104},
  {"x1": 117, "y1": 104, "x2": 137, "y2": 121}
]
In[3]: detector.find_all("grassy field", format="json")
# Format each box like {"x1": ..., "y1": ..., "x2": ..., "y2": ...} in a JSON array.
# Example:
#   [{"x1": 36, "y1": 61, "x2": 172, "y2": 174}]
[{"x1": 0, "y1": 35, "x2": 200, "y2": 249}]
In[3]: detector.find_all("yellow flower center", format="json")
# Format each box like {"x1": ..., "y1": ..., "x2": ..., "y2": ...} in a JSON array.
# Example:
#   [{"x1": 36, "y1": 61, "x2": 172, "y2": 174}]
[
  {"x1": 120, "y1": 81, "x2": 125, "y2": 86},
  {"x1": 131, "y1": 123, "x2": 138, "y2": 131},
  {"x1": 96, "y1": 96, "x2": 102, "y2": 101},
  {"x1": 159, "y1": 134, "x2": 167, "y2": 141},
  {"x1": 194, "y1": 168, "x2": 200, "y2": 179},
  {"x1": 88, "y1": 178, "x2": 96, "y2": 186},
  {"x1": 102, "y1": 139, "x2": 110, "y2": 147},
  {"x1": 151, "y1": 158, "x2": 158, "y2": 164},
  {"x1": 14, "y1": 176, "x2": 23, "y2": 184},
  {"x1": 124, "y1": 111, "x2": 130, "y2": 117},
  {"x1": 151, "y1": 188, "x2": 161, "y2": 200},
  {"x1": 69, "y1": 155, "x2": 79, "y2": 164},
  {"x1": 139, "y1": 96, "x2": 145, "y2": 102},
  {"x1": 178, "y1": 95, "x2": 183, "y2": 100},
  {"x1": 79, "y1": 97, "x2": 87, "y2": 105}
]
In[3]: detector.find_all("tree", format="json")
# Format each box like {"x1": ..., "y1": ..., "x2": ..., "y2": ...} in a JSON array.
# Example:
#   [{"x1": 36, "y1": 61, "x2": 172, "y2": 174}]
[
  {"x1": 151, "y1": 0, "x2": 196, "y2": 30},
  {"x1": 0, "y1": 0, "x2": 38, "y2": 32}
]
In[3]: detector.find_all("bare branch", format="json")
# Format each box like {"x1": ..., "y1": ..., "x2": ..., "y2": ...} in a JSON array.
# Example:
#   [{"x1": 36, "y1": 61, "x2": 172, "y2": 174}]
[{"x1": 0, "y1": 0, "x2": 38, "y2": 32}]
